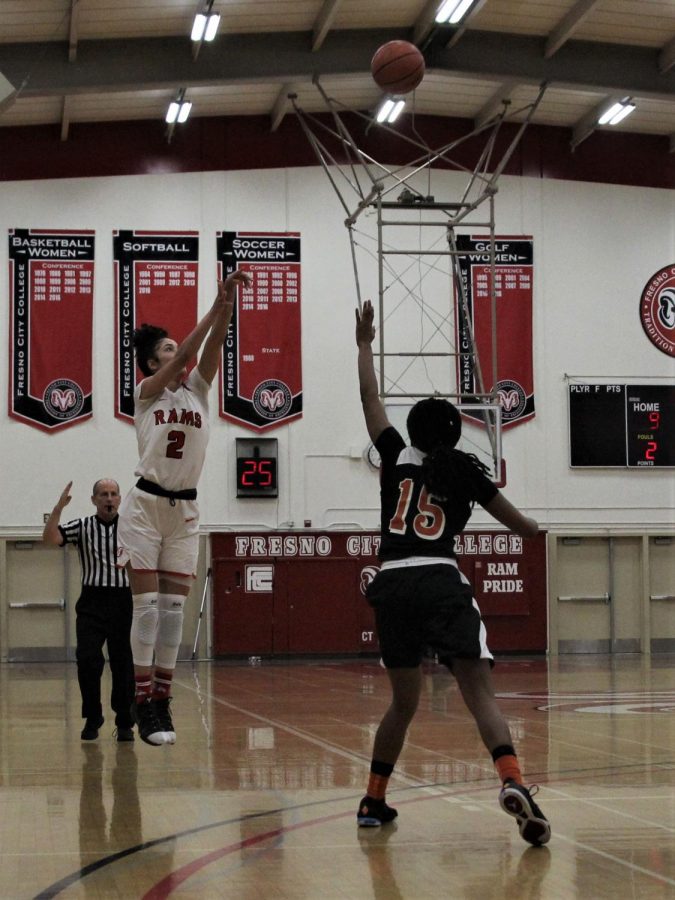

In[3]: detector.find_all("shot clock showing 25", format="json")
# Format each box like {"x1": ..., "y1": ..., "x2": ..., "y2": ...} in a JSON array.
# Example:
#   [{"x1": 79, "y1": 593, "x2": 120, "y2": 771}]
[{"x1": 235, "y1": 437, "x2": 278, "y2": 497}]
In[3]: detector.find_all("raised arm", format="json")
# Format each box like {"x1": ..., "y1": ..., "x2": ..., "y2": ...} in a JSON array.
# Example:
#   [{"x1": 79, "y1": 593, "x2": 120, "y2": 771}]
[
  {"x1": 356, "y1": 300, "x2": 390, "y2": 444},
  {"x1": 139, "y1": 303, "x2": 219, "y2": 399},
  {"x1": 198, "y1": 271, "x2": 252, "y2": 385},
  {"x1": 483, "y1": 492, "x2": 539, "y2": 539},
  {"x1": 42, "y1": 481, "x2": 72, "y2": 546}
]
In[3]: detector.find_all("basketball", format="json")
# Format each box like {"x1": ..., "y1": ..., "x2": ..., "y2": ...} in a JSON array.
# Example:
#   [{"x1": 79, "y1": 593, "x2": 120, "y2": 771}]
[{"x1": 371, "y1": 40, "x2": 425, "y2": 95}]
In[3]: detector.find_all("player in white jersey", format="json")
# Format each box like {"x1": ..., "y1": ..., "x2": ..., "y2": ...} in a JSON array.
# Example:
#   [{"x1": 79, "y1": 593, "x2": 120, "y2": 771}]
[{"x1": 118, "y1": 271, "x2": 250, "y2": 746}]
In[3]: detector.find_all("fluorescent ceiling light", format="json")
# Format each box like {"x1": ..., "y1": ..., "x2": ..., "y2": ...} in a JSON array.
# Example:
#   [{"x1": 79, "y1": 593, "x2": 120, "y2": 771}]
[
  {"x1": 204, "y1": 13, "x2": 221, "y2": 41},
  {"x1": 191, "y1": 13, "x2": 207, "y2": 41},
  {"x1": 166, "y1": 97, "x2": 192, "y2": 124},
  {"x1": 607, "y1": 102, "x2": 635, "y2": 125},
  {"x1": 192, "y1": 12, "x2": 220, "y2": 42},
  {"x1": 376, "y1": 98, "x2": 406, "y2": 124},
  {"x1": 598, "y1": 99, "x2": 636, "y2": 126},
  {"x1": 165, "y1": 101, "x2": 180, "y2": 124},
  {"x1": 177, "y1": 101, "x2": 192, "y2": 123},
  {"x1": 435, "y1": 0, "x2": 476, "y2": 24}
]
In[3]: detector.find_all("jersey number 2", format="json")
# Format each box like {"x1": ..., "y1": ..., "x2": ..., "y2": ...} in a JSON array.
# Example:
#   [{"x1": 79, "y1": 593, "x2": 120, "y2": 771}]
[
  {"x1": 166, "y1": 430, "x2": 185, "y2": 459},
  {"x1": 388, "y1": 478, "x2": 446, "y2": 539}
]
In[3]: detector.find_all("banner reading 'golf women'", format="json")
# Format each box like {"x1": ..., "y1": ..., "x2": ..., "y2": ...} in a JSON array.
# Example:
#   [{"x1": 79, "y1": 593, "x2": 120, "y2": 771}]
[
  {"x1": 217, "y1": 231, "x2": 302, "y2": 431},
  {"x1": 114, "y1": 230, "x2": 199, "y2": 422},
  {"x1": 455, "y1": 236, "x2": 534, "y2": 429},
  {"x1": 8, "y1": 228, "x2": 94, "y2": 432}
]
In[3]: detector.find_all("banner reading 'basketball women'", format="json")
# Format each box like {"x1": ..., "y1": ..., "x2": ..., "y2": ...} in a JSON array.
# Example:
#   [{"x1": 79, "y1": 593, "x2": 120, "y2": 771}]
[
  {"x1": 455, "y1": 236, "x2": 534, "y2": 429},
  {"x1": 114, "y1": 230, "x2": 199, "y2": 422},
  {"x1": 8, "y1": 228, "x2": 94, "y2": 432},
  {"x1": 217, "y1": 231, "x2": 302, "y2": 431}
]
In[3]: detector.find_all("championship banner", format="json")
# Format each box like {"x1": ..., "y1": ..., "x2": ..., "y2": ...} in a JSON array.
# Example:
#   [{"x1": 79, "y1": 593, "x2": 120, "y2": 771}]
[
  {"x1": 455, "y1": 236, "x2": 534, "y2": 428},
  {"x1": 217, "y1": 231, "x2": 302, "y2": 432},
  {"x1": 8, "y1": 228, "x2": 94, "y2": 432},
  {"x1": 113, "y1": 230, "x2": 199, "y2": 422}
]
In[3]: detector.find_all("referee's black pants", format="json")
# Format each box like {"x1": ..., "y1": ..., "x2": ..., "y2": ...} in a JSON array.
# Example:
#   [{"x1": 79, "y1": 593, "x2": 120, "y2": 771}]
[{"x1": 75, "y1": 586, "x2": 134, "y2": 729}]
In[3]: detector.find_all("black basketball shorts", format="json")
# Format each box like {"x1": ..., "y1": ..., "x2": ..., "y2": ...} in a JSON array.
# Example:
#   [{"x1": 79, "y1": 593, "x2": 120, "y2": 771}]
[{"x1": 366, "y1": 562, "x2": 493, "y2": 669}]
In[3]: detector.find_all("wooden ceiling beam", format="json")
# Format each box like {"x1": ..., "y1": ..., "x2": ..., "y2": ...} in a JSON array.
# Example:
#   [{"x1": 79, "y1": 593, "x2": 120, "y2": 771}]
[
  {"x1": 270, "y1": 83, "x2": 293, "y2": 131},
  {"x1": 68, "y1": 0, "x2": 79, "y2": 63},
  {"x1": 545, "y1": 0, "x2": 601, "y2": 59},
  {"x1": 658, "y1": 36, "x2": 675, "y2": 75},
  {"x1": 312, "y1": 0, "x2": 342, "y2": 52},
  {"x1": 60, "y1": 95, "x2": 71, "y2": 141}
]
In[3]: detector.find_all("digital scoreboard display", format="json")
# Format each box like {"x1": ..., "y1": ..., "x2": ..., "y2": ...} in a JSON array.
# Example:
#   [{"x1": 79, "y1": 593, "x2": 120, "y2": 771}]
[
  {"x1": 569, "y1": 384, "x2": 675, "y2": 468},
  {"x1": 235, "y1": 438, "x2": 279, "y2": 497}
]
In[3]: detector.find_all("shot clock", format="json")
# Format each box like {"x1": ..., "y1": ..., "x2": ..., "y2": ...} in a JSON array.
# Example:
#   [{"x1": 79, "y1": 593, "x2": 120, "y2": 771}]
[
  {"x1": 568, "y1": 384, "x2": 674, "y2": 468},
  {"x1": 235, "y1": 438, "x2": 278, "y2": 497}
]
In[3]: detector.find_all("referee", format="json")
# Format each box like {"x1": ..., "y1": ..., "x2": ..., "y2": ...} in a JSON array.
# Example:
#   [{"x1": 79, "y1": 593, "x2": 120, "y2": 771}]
[{"x1": 43, "y1": 479, "x2": 135, "y2": 742}]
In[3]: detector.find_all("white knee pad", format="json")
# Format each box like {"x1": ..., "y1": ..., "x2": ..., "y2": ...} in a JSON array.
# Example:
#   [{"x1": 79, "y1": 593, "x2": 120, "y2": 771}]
[
  {"x1": 155, "y1": 593, "x2": 186, "y2": 670},
  {"x1": 130, "y1": 592, "x2": 159, "y2": 667}
]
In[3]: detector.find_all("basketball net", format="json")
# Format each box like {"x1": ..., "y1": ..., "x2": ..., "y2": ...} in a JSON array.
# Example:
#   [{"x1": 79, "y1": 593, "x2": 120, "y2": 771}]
[{"x1": 291, "y1": 80, "x2": 547, "y2": 483}]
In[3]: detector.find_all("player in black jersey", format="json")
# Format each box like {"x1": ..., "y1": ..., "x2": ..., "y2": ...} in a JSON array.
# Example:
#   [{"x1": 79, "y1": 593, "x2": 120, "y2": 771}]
[{"x1": 355, "y1": 300, "x2": 550, "y2": 846}]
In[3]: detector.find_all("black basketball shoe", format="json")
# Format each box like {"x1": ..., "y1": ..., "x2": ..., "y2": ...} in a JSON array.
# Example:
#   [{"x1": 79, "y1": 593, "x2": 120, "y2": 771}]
[
  {"x1": 131, "y1": 699, "x2": 165, "y2": 746},
  {"x1": 499, "y1": 780, "x2": 551, "y2": 845},
  {"x1": 356, "y1": 796, "x2": 398, "y2": 827},
  {"x1": 153, "y1": 697, "x2": 176, "y2": 745}
]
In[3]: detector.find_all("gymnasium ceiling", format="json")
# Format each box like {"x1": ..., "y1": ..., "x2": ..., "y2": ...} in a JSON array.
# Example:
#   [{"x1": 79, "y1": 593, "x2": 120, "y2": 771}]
[{"x1": 0, "y1": 0, "x2": 674, "y2": 151}]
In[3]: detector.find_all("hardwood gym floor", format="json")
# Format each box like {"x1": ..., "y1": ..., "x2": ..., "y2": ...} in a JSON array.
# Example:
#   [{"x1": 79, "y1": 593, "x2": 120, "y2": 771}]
[{"x1": 1, "y1": 654, "x2": 674, "y2": 898}]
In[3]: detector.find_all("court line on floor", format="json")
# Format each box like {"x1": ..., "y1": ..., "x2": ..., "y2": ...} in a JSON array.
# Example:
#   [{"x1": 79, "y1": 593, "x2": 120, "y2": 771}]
[{"x1": 33, "y1": 676, "x2": 675, "y2": 897}]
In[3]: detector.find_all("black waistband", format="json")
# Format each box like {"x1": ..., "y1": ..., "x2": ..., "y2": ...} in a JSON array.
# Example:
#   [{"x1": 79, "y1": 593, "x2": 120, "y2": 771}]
[{"x1": 136, "y1": 477, "x2": 197, "y2": 502}]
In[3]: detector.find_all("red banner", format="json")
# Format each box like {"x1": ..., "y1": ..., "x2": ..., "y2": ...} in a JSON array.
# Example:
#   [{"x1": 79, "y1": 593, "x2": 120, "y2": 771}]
[
  {"x1": 217, "y1": 231, "x2": 302, "y2": 432},
  {"x1": 113, "y1": 230, "x2": 199, "y2": 422},
  {"x1": 8, "y1": 228, "x2": 94, "y2": 432},
  {"x1": 455, "y1": 236, "x2": 534, "y2": 429}
]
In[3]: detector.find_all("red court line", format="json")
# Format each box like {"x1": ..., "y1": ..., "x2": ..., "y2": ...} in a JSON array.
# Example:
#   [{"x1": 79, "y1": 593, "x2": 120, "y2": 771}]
[
  {"x1": 142, "y1": 811, "x2": 343, "y2": 899},
  {"x1": 141, "y1": 786, "x2": 490, "y2": 899}
]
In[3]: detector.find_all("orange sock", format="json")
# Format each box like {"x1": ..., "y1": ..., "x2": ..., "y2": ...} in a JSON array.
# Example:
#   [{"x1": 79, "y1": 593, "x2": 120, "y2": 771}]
[
  {"x1": 494, "y1": 754, "x2": 523, "y2": 785},
  {"x1": 367, "y1": 773, "x2": 390, "y2": 800}
]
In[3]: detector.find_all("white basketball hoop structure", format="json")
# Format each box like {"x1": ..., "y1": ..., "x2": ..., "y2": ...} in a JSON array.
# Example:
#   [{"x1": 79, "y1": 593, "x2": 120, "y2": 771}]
[{"x1": 291, "y1": 80, "x2": 547, "y2": 483}]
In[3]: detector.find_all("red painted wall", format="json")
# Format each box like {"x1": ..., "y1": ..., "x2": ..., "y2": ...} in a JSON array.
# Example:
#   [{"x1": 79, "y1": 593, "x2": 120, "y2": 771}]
[
  {"x1": 1, "y1": 113, "x2": 673, "y2": 190},
  {"x1": 211, "y1": 530, "x2": 547, "y2": 657}
]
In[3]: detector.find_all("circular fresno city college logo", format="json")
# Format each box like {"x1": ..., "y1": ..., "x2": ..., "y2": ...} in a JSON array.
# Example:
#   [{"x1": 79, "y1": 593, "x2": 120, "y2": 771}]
[
  {"x1": 496, "y1": 379, "x2": 527, "y2": 422},
  {"x1": 43, "y1": 378, "x2": 85, "y2": 420},
  {"x1": 359, "y1": 565, "x2": 380, "y2": 595},
  {"x1": 252, "y1": 379, "x2": 293, "y2": 420},
  {"x1": 640, "y1": 265, "x2": 675, "y2": 357}
]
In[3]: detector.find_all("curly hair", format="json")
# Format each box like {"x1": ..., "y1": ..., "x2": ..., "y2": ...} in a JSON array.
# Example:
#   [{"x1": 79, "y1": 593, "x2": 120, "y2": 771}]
[
  {"x1": 132, "y1": 323, "x2": 168, "y2": 377},
  {"x1": 407, "y1": 397, "x2": 491, "y2": 503}
]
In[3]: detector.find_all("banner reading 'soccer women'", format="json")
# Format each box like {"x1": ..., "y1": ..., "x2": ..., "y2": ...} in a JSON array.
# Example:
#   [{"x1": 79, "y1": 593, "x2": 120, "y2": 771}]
[
  {"x1": 8, "y1": 228, "x2": 94, "y2": 432},
  {"x1": 114, "y1": 231, "x2": 199, "y2": 422},
  {"x1": 455, "y1": 236, "x2": 534, "y2": 429},
  {"x1": 217, "y1": 231, "x2": 302, "y2": 432}
]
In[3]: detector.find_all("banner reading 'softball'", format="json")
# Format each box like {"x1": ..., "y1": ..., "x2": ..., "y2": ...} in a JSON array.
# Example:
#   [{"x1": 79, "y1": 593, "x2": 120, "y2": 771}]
[
  {"x1": 455, "y1": 236, "x2": 534, "y2": 429},
  {"x1": 114, "y1": 230, "x2": 199, "y2": 422},
  {"x1": 217, "y1": 231, "x2": 302, "y2": 432},
  {"x1": 8, "y1": 228, "x2": 94, "y2": 432}
]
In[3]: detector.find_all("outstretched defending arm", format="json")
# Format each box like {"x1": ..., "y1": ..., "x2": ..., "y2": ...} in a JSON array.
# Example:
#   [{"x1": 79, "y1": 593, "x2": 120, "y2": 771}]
[
  {"x1": 484, "y1": 492, "x2": 539, "y2": 539},
  {"x1": 356, "y1": 300, "x2": 390, "y2": 444},
  {"x1": 42, "y1": 481, "x2": 72, "y2": 546}
]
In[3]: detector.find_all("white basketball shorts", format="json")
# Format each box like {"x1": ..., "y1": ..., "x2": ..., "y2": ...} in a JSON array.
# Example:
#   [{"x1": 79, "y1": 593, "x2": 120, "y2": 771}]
[{"x1": 117, "y1": 486, "x2": 199, "y2": 578}]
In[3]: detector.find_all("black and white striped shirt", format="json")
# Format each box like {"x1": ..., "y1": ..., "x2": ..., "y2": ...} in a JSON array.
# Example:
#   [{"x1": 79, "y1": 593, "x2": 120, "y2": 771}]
[{"x1": 59, "y1": 515, "x2": 129, "y2": 589}]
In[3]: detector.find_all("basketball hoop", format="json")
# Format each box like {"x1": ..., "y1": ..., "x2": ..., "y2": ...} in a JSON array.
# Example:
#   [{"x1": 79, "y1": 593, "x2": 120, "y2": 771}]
[{"x1": 290, "y1": 79, "x2": 547, "y2": 483}]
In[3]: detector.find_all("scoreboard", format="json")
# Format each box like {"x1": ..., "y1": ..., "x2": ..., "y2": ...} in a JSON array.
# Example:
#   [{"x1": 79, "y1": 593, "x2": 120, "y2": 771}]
[{"x1": 568, "y1": 384, "x2": 675, "y2": 468}]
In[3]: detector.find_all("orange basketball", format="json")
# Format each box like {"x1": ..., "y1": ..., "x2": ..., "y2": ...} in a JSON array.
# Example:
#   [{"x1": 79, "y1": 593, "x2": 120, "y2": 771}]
[{"x1": 371, "y1": 40, "x2": 425, "y2": 95}]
